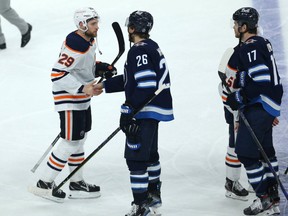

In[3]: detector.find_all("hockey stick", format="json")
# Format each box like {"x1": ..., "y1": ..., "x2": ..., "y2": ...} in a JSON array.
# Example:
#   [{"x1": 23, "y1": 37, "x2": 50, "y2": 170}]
[
  {"x1": 97, "y1": 22, "x2": 125, "y2": 83},
  {"x1": 238, "y1": 110, "x2": 288, "y2": 200},
  {"x1": 110, "y1": 22, "x2": 125, "y2": 67},
  {"x1": 218, "y1": 49, "x2": 288, "y2": 200},
  {"x1": 30, "y1": 133, "x2": 61, "y2": 173},
  {"x1": 218, "y1": 48, "x2": 234, "y2": 75},
  {"x1": 52, "y1": 83, "x2": 169, "y2": 193},
  {"x1": 30, "y1": 23, "x2": 124, "y2": 174}
]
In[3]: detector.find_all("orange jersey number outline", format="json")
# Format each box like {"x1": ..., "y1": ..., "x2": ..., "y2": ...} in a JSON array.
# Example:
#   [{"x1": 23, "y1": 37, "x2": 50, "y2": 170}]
[{"x1": 58, "y1": 53, "x2": 75, "y2": 67}]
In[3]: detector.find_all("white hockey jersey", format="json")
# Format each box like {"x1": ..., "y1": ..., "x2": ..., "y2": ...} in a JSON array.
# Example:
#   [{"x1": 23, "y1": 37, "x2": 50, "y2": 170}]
[
  {"x1": 218, "y1": 47, "x2": 240, "y2": 121},
  {"x1": 51, "y1": 31, "x2": 96, "y2": 112}
]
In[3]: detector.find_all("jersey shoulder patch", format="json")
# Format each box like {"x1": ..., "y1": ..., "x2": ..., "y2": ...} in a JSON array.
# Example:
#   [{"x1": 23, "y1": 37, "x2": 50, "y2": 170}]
[
  {"x1": 245, "y1": 38, "x2": 257, "y2": 45},
  {"x1": 134, "y1": 41, "x2": 147, "y2": 47}
]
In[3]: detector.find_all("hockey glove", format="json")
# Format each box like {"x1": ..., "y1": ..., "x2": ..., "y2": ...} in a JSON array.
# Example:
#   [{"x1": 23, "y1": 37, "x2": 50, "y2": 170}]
[
  {"x1": 120, "y1": 104, "x2": 140, "y2": 143},
  {"x1": 234, "y1": 71, "x2": 250, "y2": 88},
  {"x1": 226, "y1": 90, "x2": 247, "y2": 111},
  {"x1": 95, "y1": 61, "x2": 117, "y2": 79}
]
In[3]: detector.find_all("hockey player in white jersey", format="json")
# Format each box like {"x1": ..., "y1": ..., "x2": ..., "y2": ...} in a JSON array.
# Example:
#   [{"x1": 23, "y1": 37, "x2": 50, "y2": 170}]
[
  {"x1": 218, "y1": 45, "x2": 249, "y2": 201},
  {"x1": 29, "y1": 7, "x2": 116, "y2": 202}
]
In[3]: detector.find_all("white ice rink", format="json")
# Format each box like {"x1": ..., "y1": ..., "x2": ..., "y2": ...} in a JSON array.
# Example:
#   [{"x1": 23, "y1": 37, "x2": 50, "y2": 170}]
[{"x1": 0, "y1": 0, "x2": 288, "y2": 215}]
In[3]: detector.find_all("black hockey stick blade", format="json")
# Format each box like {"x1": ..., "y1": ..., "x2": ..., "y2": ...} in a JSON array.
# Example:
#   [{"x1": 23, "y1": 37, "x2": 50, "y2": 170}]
[
  {"x1": 96, "y1": 22, "x2": 125, "y2": 84},
  {"x1": 218, "y1": 71, "x2": 227, "y2": 84},
  {"x1": 217, "y1": 48, "x2": 233, "y2": 92},
  {"x1": 218, "y1": 48, "x2": 234, "y2": 74},
  {"x1": 218, "y1": 71, "x2": 231, "y2": 94},
  {"x1": 111, "y1": 22, "x2": 125, "y2": 66}
]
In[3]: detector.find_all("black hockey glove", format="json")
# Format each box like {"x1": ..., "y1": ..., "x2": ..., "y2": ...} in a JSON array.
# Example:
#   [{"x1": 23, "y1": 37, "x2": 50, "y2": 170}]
[
  {"x1": 95, "y1": 61, "x2": 117, "y2": 79},
  {"x1": 231, "y1": 71, "x2": 250, "y2": 88},
  {"x1": 120, "y1": 104, "x2": 140, "y2": 143},
  {"x1": 226, "y1": 90, "x2": 247, "y2": 111}
]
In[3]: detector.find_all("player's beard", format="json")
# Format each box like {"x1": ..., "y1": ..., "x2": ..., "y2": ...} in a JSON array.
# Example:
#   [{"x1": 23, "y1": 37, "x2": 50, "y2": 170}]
[
  {"x1": 234, "y1": 30, "x2": 240, "y2": 39},
  {"x1": 85, "y1": 30, "x2": 97, "y2": 38},
  {"x1": 128, "y1": 33, "x2": 135, "y2": 43}
]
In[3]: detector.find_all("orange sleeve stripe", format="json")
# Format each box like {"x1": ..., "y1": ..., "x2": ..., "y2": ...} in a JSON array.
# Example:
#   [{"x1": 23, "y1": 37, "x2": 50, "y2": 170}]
[
  {"x1": 227, "y1": 64, "x2": 237, "y2": 72},
  {"x1": 51, "y1": 72, "x2": 66, "y2": 77},
  {"x1": 226, "y1": 156, "x2": 240, "y2": 163},
  {"x1": 49, "y1": 157, "x2": 65, "y2": 168},
  {"x1": 222, "y1": 96, "x2": 227, "y2": 101}
]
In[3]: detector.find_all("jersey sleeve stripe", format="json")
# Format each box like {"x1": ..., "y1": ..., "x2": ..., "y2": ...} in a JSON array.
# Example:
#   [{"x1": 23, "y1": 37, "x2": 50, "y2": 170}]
[
  {"x1": 227, "y1": 64, "x2": 237, "y2": 72},
  {"x1": 252, "y1": 75, "x2": 271, "y2": 82},
  {"x1": 51, "y1": 69, "x2": 69, "y2": 82},
  {"x1": 135, "y1": 70, "x2": 156, "y2": 80},
  {"x1": 222, "y1": 95, "x2": 227, "y2": 102},
  {"x1": 137, "y1": 81, "x2": 157, "y2": 88},
  {"x1": 248, "y1": 64, "x2": 269, "y2": 75}
]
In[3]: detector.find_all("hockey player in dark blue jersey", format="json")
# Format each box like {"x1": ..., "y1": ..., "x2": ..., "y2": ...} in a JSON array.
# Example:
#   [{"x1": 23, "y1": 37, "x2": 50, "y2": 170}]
[
  {"x1": 225, "y1": 7, "x2": 283, "y2": 215},
  {"x1": 95, "y1": 10, "x2": 174, "y2": 216}
]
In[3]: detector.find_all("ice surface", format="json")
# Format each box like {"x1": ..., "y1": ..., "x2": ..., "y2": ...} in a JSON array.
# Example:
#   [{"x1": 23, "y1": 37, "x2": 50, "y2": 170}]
[{"x1": 0, "y1": 0, "x2": 287, "y2": 215}]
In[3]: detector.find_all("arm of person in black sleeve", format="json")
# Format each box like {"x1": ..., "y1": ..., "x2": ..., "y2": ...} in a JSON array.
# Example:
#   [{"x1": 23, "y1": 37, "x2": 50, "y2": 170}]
[{"x1": 103, "y1": 74, "x2": 125, "y2": 93}]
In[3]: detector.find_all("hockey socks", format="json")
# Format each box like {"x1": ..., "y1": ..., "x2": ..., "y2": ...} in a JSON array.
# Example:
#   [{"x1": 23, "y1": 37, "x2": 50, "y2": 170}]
[
  {"x1": 130, "y1": 171, "x2": 149, "y2": 205},
  {"x1": 225, "y1": 147, "x2": 241, "y2": 181}
]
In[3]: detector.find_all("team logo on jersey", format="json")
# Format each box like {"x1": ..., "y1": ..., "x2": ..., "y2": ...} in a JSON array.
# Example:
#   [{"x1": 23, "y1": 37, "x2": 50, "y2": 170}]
[
  {"x1": 135, "y1": 42, "x2": 147, "y2": 47},
  {"x1": 80, "y1": 130, "x2": 85, "y2": 137},
  {"x1": 127, "y1": 142, "x2": 141, "y2": 150},
  {"x1": 245, "y1": 39, "x2": 257, "y2": 44}
]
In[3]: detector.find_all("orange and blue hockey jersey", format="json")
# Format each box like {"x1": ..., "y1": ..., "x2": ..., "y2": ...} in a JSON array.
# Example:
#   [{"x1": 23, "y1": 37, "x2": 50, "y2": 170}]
[{"x1": 51, "y1": 31, "x2": 96, "y2": 112}]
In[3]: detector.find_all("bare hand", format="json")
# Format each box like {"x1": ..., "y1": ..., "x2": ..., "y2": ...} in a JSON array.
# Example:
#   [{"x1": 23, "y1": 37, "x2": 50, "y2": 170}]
[
  {"x1": 92, "y1": 82, "x2": 103, "y2": 96},
  {"x1": 93, "y1": 88, "x2": 103, "y2": 96},
  {"x1": 83, "y1": 80, "x2": 97, "y2": 97},
  {"x1": 272, "y1": 117, "x2": 279, "y2": 127},
  {"x1": 94, "y1": 83, "x2": 103, "y2": 90}
]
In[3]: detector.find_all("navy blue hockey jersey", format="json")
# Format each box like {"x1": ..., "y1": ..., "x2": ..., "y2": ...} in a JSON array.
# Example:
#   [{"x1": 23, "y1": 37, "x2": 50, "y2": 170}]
[
  {"x1": 104, "y1": 39, "x2": 174, "y2": 122},
  {"x1": 238, "y1": 36, "x2": 283, "y2": 117}
]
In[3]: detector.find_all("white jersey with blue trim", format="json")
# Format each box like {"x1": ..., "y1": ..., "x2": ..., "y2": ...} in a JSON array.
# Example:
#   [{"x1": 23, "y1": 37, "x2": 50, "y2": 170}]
[
  {"x1": 218, "y1": 46, "x2": 241, "y2": 122},
  {"x1": 51, "y1": 31, "x2": 96, "y2": 112}
]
